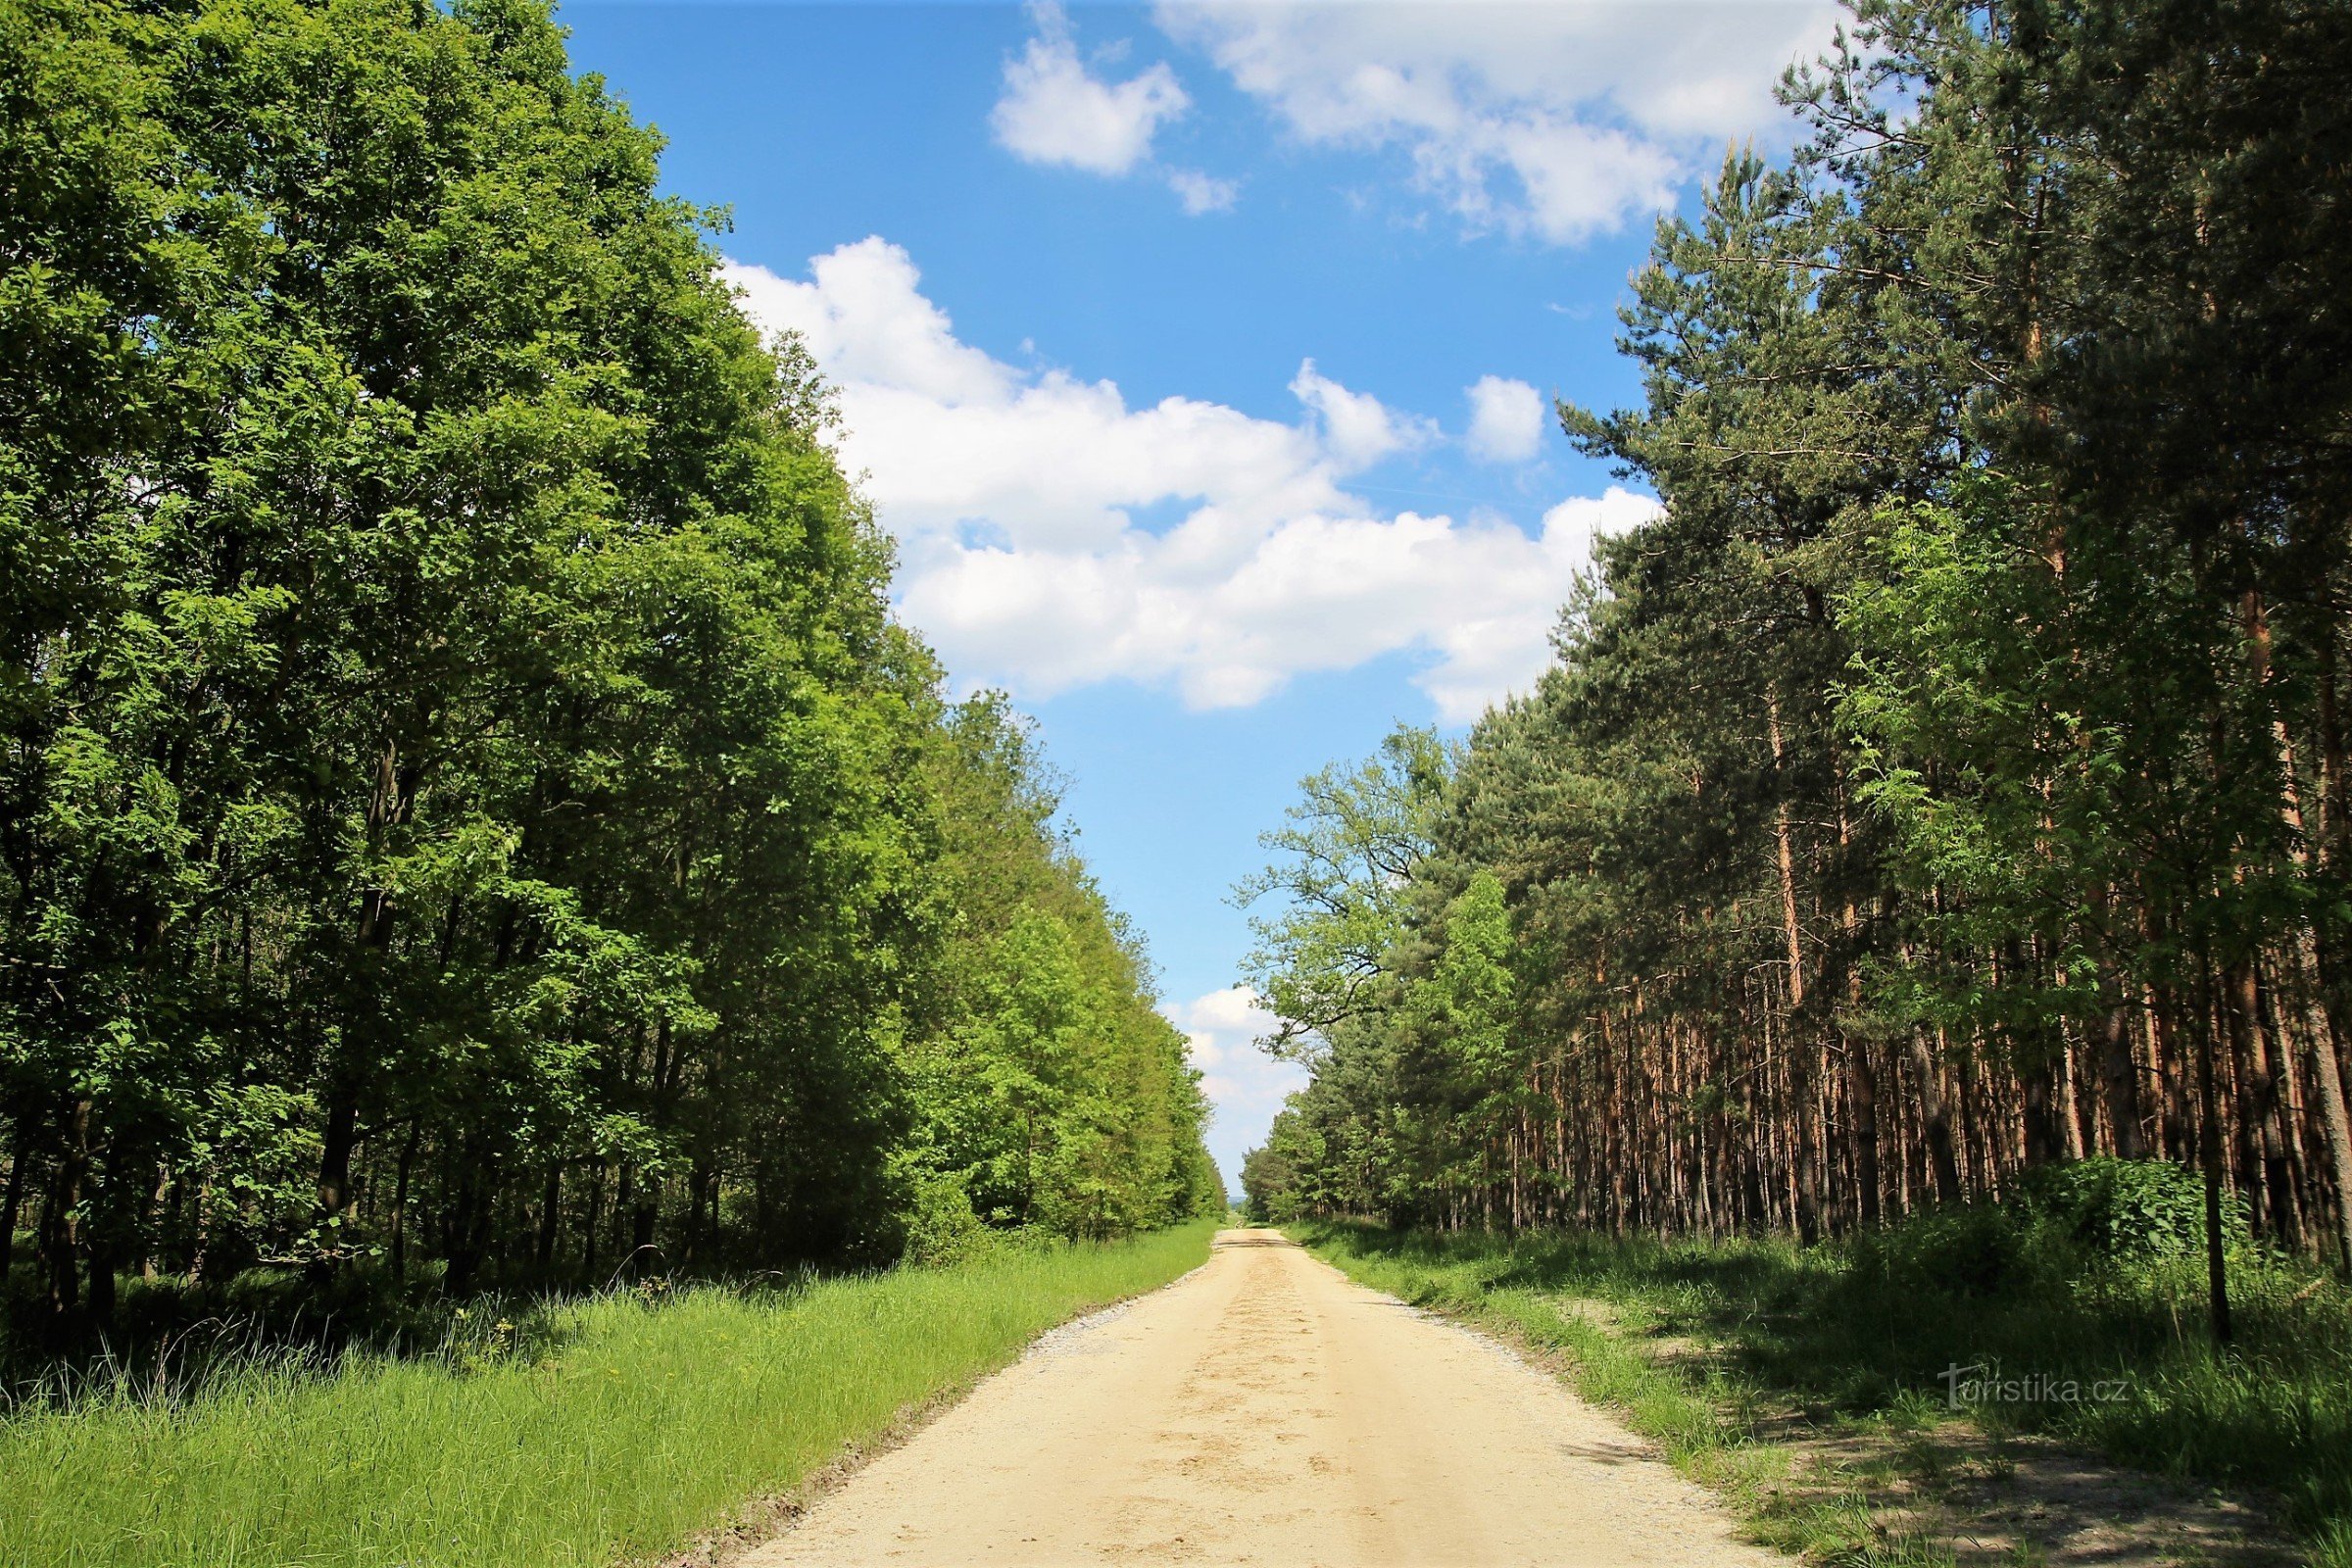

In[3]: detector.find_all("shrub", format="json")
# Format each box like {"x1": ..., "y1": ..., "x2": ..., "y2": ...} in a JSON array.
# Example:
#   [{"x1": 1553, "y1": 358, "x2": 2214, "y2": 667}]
[
  {"x1": 2015, "y1": 1156, "x2": 2243, "y2": 1263},
  {"x1": 1850, "y1": 1200, "x2": 2029, "y2": 1296},
  {"x1": 903, "y1": 1176, "x2": 1001, "y2": 1269}
]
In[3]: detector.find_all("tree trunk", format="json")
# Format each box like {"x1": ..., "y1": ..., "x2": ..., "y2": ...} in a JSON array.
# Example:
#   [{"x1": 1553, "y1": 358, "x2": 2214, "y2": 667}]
[
  {"x1": 444, "y1": 1163, "x2": 485, "y2": 1297},
  {"x1": 390, "y1": 1120, "x2": 417, "y2": 1281},
  {"x1": 0, "y1": 1113, "x2": 27, "y2": 1274},
  {"x1": 2193, "y1": 970, "x2": 2234, "y2": 1343},
  {"x1": 44, "y1": 1100, "x2": 91, "y2": 1341},
  {"x1": 85, "y1": 1220, "x2": 117, "y2": 1328},
  {"x1": 2150, "y1": 982, "x2": 2192, "y2": 1162},
  {"x1": 2236, "y1": 961, "x2": 2299, "y2": 1245},
  {"x1": 2305, "y1": 1006, "x2": 2352, "y2": 1274},
  {"x1": 1911, "y1": 1028, "x2": 1964, "y2": 1202},
  {"x1": 2021, "y1": 1053, "x2": 2062, "y2": 1168},
  {"x1": 2099, "y1": 995, "x2": 2144, "y2": 1159},
  {"x1": 317, "y1": 1090, "x2": 359, "y2": 1229},
  {"x1": 1847, "y1": 1047, "x2": 1882, "y2": 1227},
  {"x1": 185, "y1": 1169, "x2": 214, "y2": 1287},
  {"x1": 2058, "y1": 1031, "x2": 2088, "y2": 1161},
  {"x1": 537, "y1": 1162, "x2": 563, "y2": 1273},
  {"x1": 1766, "y1": 692, "x2": 1806, "y2": 1014},
  {"x1": 631, "y1": 1182, "x2": 656, "y2": 1261},
  {"x1": 2299, "y1": 630, "x2": 2352, "y2": 1272},
  {"x1": 140, "y1": 1159, "x2": 171, "y2": 1282}
]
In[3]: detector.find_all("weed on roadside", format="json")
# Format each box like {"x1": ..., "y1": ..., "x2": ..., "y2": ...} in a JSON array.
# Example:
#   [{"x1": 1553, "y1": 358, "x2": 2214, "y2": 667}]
[{"x1": 1296, "y1": 1220, "x2": 2319, "y2": 1566}]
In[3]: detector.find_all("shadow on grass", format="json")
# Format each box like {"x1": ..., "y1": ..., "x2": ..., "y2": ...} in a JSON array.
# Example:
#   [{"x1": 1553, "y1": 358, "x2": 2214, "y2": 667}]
[
  {"x1": 1298, "y1": 1216, "x2": 2352, "y2": 1558},
  {"x1": 0, "y1": 1250, "x2": 825, "y2": 1411}
]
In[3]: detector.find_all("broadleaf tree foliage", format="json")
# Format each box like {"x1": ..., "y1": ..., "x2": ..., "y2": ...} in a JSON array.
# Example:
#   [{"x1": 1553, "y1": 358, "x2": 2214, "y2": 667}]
[
  {"x1": 1241, "y1": 0, "x2": 2352, "y2": 1333},
  {"x1": 0, "y1": 0, "x2": 1216, "y2": 1341}
]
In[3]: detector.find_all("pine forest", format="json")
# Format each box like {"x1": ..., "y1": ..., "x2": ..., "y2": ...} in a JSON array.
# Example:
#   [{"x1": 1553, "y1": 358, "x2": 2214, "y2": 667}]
[{"x1": 1239, "y1": 0, "x2": 2352, "y2": 1341}]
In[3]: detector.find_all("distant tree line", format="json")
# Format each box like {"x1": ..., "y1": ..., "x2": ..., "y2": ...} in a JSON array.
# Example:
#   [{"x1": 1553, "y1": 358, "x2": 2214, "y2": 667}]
[
  {"x1": 1241, "y1": 0, "x2": 2352, "y2": 1322},
  {"x1": 0, "y1": 0, "x2": 1216, "y2": 1343}
]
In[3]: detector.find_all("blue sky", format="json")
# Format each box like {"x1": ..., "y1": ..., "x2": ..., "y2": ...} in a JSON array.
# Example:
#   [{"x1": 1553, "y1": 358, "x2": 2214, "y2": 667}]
[{"x1": 560, "y1": 0, "x2": 1837, "y2": 1190}]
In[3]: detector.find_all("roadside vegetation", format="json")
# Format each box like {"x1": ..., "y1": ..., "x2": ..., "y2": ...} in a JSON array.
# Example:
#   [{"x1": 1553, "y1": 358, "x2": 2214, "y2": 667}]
[
  {"x1": 1240, "y1": 0, "x2": 2352, "y2": 1298},
  {"x1": 0, "y1": 1218, "x2": 1214, "y2": 1568},
  {"x1": 1237, "y1": 11, "x2": 2352, "y2": 1560},
  {"x1": 0, "y1": 7, "x2": 1226, "y2": 1561},
  {"x1": 0, "y1": 0, "x2": 1218, "y2": 1371},
  {"x1": 1298, "y1": 1211, "x2": 2344, "y2": 1564}
]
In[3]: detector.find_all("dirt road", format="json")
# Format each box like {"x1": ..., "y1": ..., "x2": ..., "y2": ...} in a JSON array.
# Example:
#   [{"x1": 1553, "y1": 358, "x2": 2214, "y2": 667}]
[{"x1": 745, "y1": 1229, "x2": 1787, "y2": 1567}]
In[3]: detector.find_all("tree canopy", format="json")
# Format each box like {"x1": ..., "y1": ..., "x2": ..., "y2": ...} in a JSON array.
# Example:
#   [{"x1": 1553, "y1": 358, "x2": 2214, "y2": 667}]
[
  {"x1": 1241, "y1": 0, "x2": 2352, "y2": 1331},
  {"x1": 0, "y1": 0, "x2": 1216, "y2": 1342}
]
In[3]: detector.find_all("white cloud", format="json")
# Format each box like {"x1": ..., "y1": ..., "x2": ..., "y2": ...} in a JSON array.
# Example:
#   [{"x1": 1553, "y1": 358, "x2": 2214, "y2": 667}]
[
  {"x1": 1165, "y1": 986, "x2": 1307, "y2": 1193},
  {"x1": 1465, "y1": 375, "x2": 1545, "y2": 464},
  {"x1": 897, "y1": 491, "x2": 1650, "y2": 719},
  {"x1": 726, "y1": 237, "x2": 1656, "y2": 721},
  {"x1": 729, "y1": 237, "x2": 1008, "y2": 407},
  {"x1": 1290, "y1": 358, "x2": 1436, "y2": 472},
  {"x1": 1166, "y1": 168, "x2": 1239, "y2": 214},
  {"x1": 1155, "y1": 1, "x2": 1840, "y2": 242},
  {"x1": 993, "y1": 1, "x2": 1190, "y2": 176},
  {"x1": 1415, "y1": 494, "x2": 1645, "y2": 721}
]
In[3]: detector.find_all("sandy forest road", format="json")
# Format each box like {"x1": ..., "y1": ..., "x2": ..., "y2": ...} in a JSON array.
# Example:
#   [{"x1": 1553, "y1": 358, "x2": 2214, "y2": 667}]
[{"x1": 746, "y1": 1229, "x2": 1787, "y2": 1567}]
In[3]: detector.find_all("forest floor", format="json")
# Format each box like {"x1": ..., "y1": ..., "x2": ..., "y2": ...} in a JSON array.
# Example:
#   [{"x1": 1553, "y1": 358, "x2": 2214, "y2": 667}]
[
  {"x1": 739, "y1": 1227, "x2": 1782, "y2": 1567},
  {"x1": 1297, "y1": 1223, "x2": 2309, "y2": 1568}
]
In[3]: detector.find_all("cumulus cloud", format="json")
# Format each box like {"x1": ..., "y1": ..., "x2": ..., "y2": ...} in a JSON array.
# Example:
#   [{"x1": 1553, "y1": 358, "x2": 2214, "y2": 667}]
[
  {"x1": 1166, "y1": 168, "x2": 1240, "y2": 214},
  {"x1": 993, "y1": 1, "x2": 1190, "y2": 176},
  {"x1": 725, "y1": 237, "x2": 1656, "y2": 721},
  {"x1": 732, "y1": 237, "x2": 1008, "y2": 407},
  {"x1": 899, "y1": 491, "x2": 1648, "y2": 718},
  {"x1": 1290, "y1": 358, "x2": 1436, "y2": 472},
  {"x1": 1166, "y1": 986, "x2": 1307, "y2": 1189},
  {"x1": 1155, "y1": 1, "x2": 1840, "y2": 242},
  {"x1": 1465, "y1": 375, "x2": 1545, "y2": 464}
]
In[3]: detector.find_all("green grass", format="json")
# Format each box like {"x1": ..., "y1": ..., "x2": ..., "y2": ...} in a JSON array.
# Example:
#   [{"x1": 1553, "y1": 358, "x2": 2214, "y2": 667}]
[
  {"x1": 1290, "y1": 1222, "x2": 1891, "y2": 1562},
  {"x1": 0, "y1": 1218, "x2": 1214, "y2": 1568},
  {"x1": 1295, "y1": 1219, "x2": 2345, "y2": 1565}
]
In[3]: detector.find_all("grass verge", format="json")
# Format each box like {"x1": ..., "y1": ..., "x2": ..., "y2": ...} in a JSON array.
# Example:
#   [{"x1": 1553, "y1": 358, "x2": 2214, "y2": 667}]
[
  {"x1": 0, "y1": 1218, "x2": 1215, "y2": 1568},
  {"x1": 1295, "y1": 1220, "x2": 2334, "y2": 1566}
]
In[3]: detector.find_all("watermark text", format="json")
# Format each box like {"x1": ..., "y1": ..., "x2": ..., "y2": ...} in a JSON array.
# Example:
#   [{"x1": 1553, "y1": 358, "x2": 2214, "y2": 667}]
[{"x1": 1937, "y1": 1361, "x2": 2133, "y2": 1410}]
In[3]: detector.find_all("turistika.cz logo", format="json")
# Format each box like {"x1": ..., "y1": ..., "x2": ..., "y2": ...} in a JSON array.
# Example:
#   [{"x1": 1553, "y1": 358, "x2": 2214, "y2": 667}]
[{"x1": 1937, "y1": 1361, "x2": 2133, "y2": 1410}]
